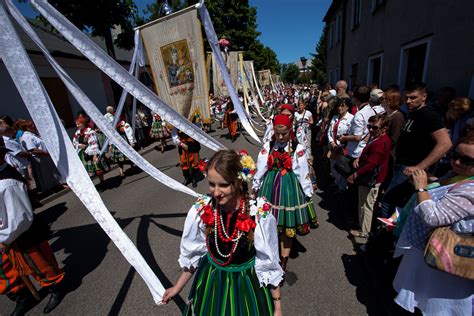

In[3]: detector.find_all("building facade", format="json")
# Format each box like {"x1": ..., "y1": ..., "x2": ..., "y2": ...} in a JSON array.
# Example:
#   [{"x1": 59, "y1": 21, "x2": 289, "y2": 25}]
[{"x1": 324, "y1": 0, "x2": 474, "y2": 97}]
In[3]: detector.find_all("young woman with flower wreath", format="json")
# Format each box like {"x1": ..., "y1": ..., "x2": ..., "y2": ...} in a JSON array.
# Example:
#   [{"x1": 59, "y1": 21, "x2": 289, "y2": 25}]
[
  {"x1": 162, "y1": 149, "x2": 283, "y2": 316},
  {"x1": 252, "y1": 114, "x2": 319, "y2": 276}
]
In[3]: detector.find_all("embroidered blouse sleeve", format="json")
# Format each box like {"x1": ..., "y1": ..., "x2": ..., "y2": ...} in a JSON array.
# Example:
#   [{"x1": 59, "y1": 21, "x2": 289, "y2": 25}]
[
  {"x1": 84, "y1": 130, "x2": 100, "y2": 156},
  {"x1": 124, "y1": 123, "x2": 135, "y2": 144},
  {"x1": 254, "y1": 209, "x2": 284, "y2": 287},
  {"x1": 262, "y1": 121, "x2": 274, "y2": 144},
  {"x1": 178, "y1": 197, "x2": 209, "y2": 270},
  {"x1": 72, "y1": 131, "x2": 81, "y2": 153},
  {"x1": 292, "y1": 144, "x2": 313, "y2": 197},
  {"x1": 414, "y1": 182, "x2": 474, "y2": 227},
  {"x1": 252, "y1": 142, "x2": 270, "y2": 192}
]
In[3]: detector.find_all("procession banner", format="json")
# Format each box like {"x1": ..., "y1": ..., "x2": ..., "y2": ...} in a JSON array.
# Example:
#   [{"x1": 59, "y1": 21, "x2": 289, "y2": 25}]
[
  {"x1": 1, "y1": 1, "x2": 165, "y2": 304},
  {"x1": 212, "y1": 51, "x2": 239, "y2": 96},
  {"x1": 140, "y1": 7, "x2": 210, "y2": 122},
  {"x1": 258, "y1": 69, "x2": 271, "y2": 87},
  {"x1": 30, "y1": 0, "x2": 224, "y2": 152}
]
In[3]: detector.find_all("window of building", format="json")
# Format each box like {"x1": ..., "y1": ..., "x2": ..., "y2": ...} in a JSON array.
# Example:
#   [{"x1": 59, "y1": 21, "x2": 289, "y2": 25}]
[
  {"x1": 350, "y1": 63, "x2": 358, "y2": 90},
  {"x1": 351, "y1": 0, "x2": 361, "y2": 29},
  {"x1": 367, "y1": 53, "x2": 383, "y2": 88},
  {"x1": 372, "y1": 0, "x2": 386, "y2": 12},
  {"x1": 398, "y1": 37, "x2": 432, "y2": 89},
  {"x1": 328, "y1": 23, "x2": 333, "y2": 48}
]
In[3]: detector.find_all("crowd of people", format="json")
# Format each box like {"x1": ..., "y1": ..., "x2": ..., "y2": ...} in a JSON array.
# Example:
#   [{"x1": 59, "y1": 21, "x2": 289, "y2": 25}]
[{"x1": 1, "y1": 77, "x2": 473, "y2": 315}]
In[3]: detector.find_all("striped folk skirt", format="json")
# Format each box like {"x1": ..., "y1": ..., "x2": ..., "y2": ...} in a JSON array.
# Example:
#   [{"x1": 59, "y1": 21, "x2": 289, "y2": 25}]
[
  {"x1": 184, "y1": 254, "x2": 274, "y2": 316},
  {"x1": 259, "y1": 169, "x2": 318, "y2": 237},
  {"x1": 79, "y1": 150, "x2": 109, "y2": 177}
]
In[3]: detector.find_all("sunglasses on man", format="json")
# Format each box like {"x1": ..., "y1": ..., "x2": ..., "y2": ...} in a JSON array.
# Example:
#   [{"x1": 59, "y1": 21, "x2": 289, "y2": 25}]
[
  {"x1": 451, "y1": 151, "x2": 474, "y2": 166},
  {"x1": 367, "y1": 124, "x2": 381, "y2": 130}
]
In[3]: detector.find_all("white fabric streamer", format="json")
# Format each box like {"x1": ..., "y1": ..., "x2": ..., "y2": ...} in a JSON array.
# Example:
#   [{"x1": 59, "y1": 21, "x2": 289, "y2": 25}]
[
  {"x1": 198, "y1": 4, "x2": 261, "y2": 144},
  {"x1": 6, "y1": 0, "x2": 200, "y2": 198},
  {"x1": 30, "y1": 0, "x2": 225, "y2": 153},
  {"x1": 0, "y1": 2, "x2": 165, "y2": 304},
  {"x1": 250, "y1": 62, "x2": 267, "y2": 121}
]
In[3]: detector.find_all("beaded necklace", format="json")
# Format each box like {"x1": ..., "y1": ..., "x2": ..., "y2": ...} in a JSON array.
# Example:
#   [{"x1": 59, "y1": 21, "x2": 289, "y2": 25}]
[{"x1": 206, "y1": 198, "x2": 247, "y2": 266}]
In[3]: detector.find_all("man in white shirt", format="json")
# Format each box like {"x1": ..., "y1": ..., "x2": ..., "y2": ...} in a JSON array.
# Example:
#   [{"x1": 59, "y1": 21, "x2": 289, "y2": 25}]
[
  {"x1": 0, "y1": 139, "x2": 65, "y2": 315},
  {"x1": 340, "y1": 86, "x2": 385, "y2": 159}
]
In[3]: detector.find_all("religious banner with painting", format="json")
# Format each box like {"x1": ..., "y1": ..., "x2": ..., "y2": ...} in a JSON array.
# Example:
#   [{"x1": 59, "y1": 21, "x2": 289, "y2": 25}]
[
  {"x1": 212, "y1": 51, "x2": 240, "y2": 96},
  {"x1": 258, "y1": 69, "x2": 271, "y2": 87},
  {"x1": 140, "y1": 7, "x2": 210, "y2": 122}
]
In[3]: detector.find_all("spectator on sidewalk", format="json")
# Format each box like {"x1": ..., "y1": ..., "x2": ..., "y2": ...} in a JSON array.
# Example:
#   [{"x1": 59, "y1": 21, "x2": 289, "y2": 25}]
[
  {"x1": 380, "y1": 82, "x2": 452, "y2": 216},
  {"x1": 347, "y1": 114, "x2": 391, "y2": 241}
]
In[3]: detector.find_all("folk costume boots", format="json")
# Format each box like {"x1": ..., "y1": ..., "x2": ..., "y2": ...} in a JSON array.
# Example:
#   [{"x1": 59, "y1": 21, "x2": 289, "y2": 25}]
[
  {"x1": 191, "y1": 168, "x2": 199, "y2": 188},
  {"x1": 182, "y1": 169, "x2": 192, "y2": 186}
]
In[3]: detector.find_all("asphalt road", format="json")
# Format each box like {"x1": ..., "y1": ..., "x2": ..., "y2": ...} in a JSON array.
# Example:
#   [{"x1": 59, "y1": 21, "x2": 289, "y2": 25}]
[{"x1": 0, "y1": 124, "x2": 386, "y2": 315}]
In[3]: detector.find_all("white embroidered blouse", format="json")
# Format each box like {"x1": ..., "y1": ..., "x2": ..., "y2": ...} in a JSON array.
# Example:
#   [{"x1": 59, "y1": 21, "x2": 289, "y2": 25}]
[{"x1": 178, "y1": 195, "x2": 284, "y2": 287}]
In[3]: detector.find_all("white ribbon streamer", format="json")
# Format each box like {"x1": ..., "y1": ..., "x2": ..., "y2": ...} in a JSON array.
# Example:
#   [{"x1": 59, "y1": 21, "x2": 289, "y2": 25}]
[
  {"x1": 7, "y1": 0, "x2": 200, "y2": 198},
  {"x1": 198, "y1": 4, "x2": 261, "y2": 144},
  {"x1": 0, "y1": 1, "x2": 165, "y2": 303},
  {"x1": 30, "y1": 0, "x2": 225, "y2": 153}
]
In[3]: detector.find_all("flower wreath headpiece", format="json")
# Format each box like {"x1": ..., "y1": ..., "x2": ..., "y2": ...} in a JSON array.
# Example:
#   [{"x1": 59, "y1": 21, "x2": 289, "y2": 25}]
[{"x1": 237, "y1": 150, "x2": 256, "y2": 183}]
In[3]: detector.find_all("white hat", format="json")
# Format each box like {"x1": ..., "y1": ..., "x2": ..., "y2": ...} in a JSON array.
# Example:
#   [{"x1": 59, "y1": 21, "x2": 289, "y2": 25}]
[
  {"x1": 329, "y1": 89, "x2": 337, "y2": 97},
  {"x1": 370, "y1": 89, "x2": 384, "y2": 99}
]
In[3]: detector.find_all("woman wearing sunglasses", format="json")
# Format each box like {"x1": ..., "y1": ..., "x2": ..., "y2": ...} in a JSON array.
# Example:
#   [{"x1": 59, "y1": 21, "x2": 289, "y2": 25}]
[
  {"x1": 392, "y1": 133, "x2": 474, "y2": 315},
  {"x1": 346, "y1": 114, "x2": 391, "y2": 240}
]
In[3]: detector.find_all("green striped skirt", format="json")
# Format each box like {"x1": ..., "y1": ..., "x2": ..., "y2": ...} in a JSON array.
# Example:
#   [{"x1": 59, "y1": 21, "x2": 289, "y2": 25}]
[
  {"x1": 259, "y1": 169, "x2": 318, "y2": 237},
  {"x1": 184, "y1": 253, "x2": 274, "y2": 316},
  {"x1": 78, "y1": 150, "x2": 109, "y2": 177}
]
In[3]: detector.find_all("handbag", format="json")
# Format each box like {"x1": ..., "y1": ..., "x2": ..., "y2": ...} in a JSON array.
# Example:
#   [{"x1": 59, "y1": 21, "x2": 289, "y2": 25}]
[
  {"x1": 424, "y1": 226, "x2": 474, "y2": 280},
  {"x1": 333, "y1": 155, "x2": 354, "y2": 178},
  {"x1": 355, "y1": 161, "x2": 378, "y2": 187},
  {"x1": 423, "y1": 180, "x2": 474, "y2": 280}
]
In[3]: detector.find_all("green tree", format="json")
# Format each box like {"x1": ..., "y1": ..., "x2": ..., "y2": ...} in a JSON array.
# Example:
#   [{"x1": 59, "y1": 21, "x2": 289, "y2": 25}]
[
  {"x1": 309, "y1": 25, "x2": 327, "y2": 84},
  {"x1": 282, "y1": 64, "x2": 300, "y2": 84},
  {"x1": 32, "y1": 0, "x2": 139, "y2": 58}
]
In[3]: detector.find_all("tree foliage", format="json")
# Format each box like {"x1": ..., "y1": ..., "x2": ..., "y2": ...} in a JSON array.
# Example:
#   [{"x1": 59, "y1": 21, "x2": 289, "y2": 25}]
[
  {"x1": 282, "y1": 64, "x2": 300, "y2": 84},
  {"x1": 143, "y1": 0, "x2": 280, "y2": 73},
  {"x1": 32, "y1": 0, "x2": 139, "y2": 58},
  {"x1": 309, "y1": 25, "x2": 327, "y2": 84}
]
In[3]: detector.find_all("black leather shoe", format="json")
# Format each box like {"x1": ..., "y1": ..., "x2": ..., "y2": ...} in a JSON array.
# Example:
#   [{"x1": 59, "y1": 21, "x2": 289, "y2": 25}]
[
  {"x1": 8, "y1": 290, "x2": 34, "y2": 316},
  {"x1": 43, "y1": 290, "x2": 63, "y2": 314}
]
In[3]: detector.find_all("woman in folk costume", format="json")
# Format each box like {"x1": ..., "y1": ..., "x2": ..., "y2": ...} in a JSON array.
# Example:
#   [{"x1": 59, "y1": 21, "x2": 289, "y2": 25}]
[
  {"x1": 72, "y1": 116, "x2": 109, "y2": 187},
  {"x1": 252, "y1": 114, "x2": 318, "y2": 276},
  {"x1": 294, "y1": 100, "x2": 314, "y2": 160},
  {"x1": 162, "y1": 150, "x2": 283, "y2": 316},
  {"x1": 149, "y1": 112, "x2": 169, "y2": 153},
  {"x1": 110, "y1": 116, "x2": 135, "y2": 178},
  {"x1": 225, "y1": 99, "x2": 239, "y2": 142}
]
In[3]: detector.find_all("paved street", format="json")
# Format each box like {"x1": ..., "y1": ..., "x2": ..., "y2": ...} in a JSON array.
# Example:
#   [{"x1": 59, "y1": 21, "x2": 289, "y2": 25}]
[{"x1": 0, "y1": 126, "x2": 384, "y2": 315}]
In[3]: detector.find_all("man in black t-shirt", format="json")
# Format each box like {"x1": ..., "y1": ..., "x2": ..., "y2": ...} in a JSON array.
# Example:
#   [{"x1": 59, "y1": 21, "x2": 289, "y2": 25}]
[{"x1": 380, "y1": 83, "x2": 452, "y2": 215}]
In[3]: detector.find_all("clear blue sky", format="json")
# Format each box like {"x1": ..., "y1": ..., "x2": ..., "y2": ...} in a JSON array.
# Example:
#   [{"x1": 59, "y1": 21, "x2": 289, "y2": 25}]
[{"x1": 15, "y1": 0, "x2": 332, "y2": 64}]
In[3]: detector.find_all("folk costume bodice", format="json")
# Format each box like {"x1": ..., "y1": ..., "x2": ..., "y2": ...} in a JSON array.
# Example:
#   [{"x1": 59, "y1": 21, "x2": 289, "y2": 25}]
[{"x1": 179, "y1": 195, "x2": 283, "y2": 287}]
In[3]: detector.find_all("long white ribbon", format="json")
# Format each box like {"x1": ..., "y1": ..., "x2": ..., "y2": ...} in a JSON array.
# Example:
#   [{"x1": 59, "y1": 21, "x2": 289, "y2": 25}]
[
  {"x1": 0, "y1": 1, "x2": 165, "y2": 304},
  {"x1": 6, "y1": 0, "x2": 200, "y2": 198},
  {"x1": 198, "y1": 4, "x2": 261, "y2": 143},
  {"x1": 30, "y1": 0, "x2": 225, "y2": 153}
]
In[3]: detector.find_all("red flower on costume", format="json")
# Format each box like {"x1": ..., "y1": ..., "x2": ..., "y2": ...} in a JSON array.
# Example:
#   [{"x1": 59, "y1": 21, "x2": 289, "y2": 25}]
[
  {"x1": 261, "y1": 149, "x2": 267, "y2": 155},
  {"x1": 267, "y1": 153, "x2": 274, "y2": 169},
  {"x1": 297, "y1": 150, "x2": 305, "y2": 157},
  {"x1": 239, "y1": 149, "x2": 249, "y2": 156},
  {"x1": 200, "y1": 205, "x2": 214, "y2": 226},
  {"x1": 236, "y1": 213, "x2": 256, "y2": 232},
  {"x1": 262, "y1": 203, "x2": 271, "y2": 212}
]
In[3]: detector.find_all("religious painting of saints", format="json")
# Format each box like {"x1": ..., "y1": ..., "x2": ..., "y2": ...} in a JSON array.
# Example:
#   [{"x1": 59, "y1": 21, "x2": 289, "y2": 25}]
[{"x1": 160, "y1": 40, "x2": 195, "y2": 89}]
